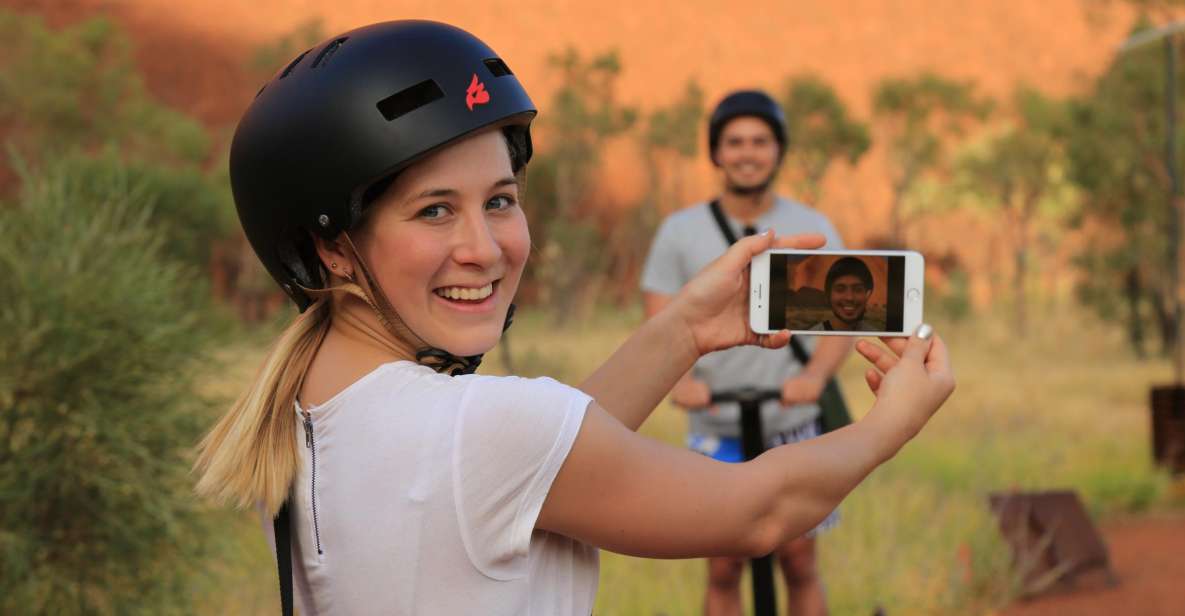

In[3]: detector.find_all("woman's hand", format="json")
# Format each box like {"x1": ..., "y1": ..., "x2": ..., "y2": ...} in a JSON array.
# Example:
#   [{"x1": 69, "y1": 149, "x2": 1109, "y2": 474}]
[
  {"x1": 855, "y1": 325, "x2": 956, "y2": 440},
  {"x1": 669, "y1": 230, "x2": 826, "y2": 356}
]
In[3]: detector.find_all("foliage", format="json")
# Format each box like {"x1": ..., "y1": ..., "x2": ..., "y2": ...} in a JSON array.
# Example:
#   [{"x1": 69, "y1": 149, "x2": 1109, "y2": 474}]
[
  {"x1": 31, "y1": 149, "x2": 235, "y2": 270},
  {"x1": 954, "y1": 88, "x2": 1075, "y2": 332},
  {"x1": 645, "y1": 80, "x2": 704, "y2": 159},
  {"x1": 0, "y1": 10, "x2": 209, "y2": 169},
  {"x1": 0, "y1": 160, "x2": 220, "y2": 614},
  {"x1": 531, "y1": 49, "x2": 637, "y2": 323},
  {"x1": 249, "y1": 18, "x2": 326, "y2": 76},
  {"x1": 1064, "y1": 21, "x2": 1182, "y2": 356},
  {"x1": 779, "y1": 74, "x2": 871, "y2": 203},
  {"x1": 872, "y1": 72, "x2": 992, "y2": 245}
]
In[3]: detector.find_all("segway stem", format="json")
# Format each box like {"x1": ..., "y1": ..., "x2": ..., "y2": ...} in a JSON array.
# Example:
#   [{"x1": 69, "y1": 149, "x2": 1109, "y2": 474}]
[{"x1": 710, "y1": 388, "x2": 781, "y2": 616}]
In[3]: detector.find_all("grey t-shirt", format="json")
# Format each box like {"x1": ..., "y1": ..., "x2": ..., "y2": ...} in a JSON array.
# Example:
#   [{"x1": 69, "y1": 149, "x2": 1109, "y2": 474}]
[
  {"x1": 809, "y1": 319, "x2": 876, "y2": 332},
  {"x1": 640, "y1": 196, "x2": 845, "y2": 438}
]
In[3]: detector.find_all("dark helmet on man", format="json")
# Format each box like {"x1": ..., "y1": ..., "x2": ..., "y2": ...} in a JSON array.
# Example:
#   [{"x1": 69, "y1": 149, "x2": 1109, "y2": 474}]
[{"x1": 706, "y1": 89, "x2": 787, "y2": 165}]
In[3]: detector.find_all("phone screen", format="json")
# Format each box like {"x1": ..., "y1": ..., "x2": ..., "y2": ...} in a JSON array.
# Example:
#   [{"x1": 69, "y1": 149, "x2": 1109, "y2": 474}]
[{"x1": 769, "y1": 254, "x2": 907, "y2": 332}]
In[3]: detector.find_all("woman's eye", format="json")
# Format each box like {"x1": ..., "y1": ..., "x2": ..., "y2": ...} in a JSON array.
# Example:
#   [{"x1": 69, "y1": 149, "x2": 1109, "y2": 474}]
[
  {"x1": 418, "y1": 204, "x2": 448, "y2": 219},
  {"x1": 486, "y1": 195, "x2": 516, "y2": 211}
]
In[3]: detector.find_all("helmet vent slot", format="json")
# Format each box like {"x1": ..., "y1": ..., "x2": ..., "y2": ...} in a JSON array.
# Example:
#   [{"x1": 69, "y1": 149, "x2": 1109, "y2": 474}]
[
  {"x1": 312, "y1": 37, "x2": 349, "y2": 68},
  {"x1": 376, "y1": 79, "x2": 445, "y2": 121},
  {"x1": 483, "y1": 58, "x2": 513, "y2": 77},
  {"x1": 279, "y1": 48, "x2": 311, "y2": 79}
]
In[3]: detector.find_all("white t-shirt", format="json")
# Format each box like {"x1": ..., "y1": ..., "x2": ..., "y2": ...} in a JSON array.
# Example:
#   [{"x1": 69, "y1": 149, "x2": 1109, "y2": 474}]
[{"x1": 262, "y1": 361, "x2": 598, "y2": 615}]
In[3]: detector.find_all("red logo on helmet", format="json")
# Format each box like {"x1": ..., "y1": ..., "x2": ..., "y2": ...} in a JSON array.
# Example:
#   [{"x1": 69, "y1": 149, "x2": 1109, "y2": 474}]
[{"x1": 466, "y1": 74, "x2": 490, "y2": 111}]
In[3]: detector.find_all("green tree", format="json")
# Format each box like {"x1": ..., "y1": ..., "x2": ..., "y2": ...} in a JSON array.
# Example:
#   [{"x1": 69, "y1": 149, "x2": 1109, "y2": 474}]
[
  {"x1": 955, "y1": 88, "x2": 1073, "y2": 334},
  {"x1": 780, "y1": 74, "x2": 871, "y2": 204},
  {"x1": 249, "y1": 18, "x2": 326, "y2": 77},
  {"x1": 643, "y1": 78, "x2": 704, "y2": 208},
  {"x1": 0, "y1": 11, "x2": 209, "y2": 172},
  {"x1": 0, "y1": 10, "x2": 234, "y2": 276},
  {"x1": 533, "y1": 49, "x2": 637, "y2": 324},
  {"x1": 1065, "y1": 24, "x2": 1184, "y2": 356},
  {"x1": 872, "y1": 73, "x2": 991, "y2": 245},
  {"x1": 0, "y1": 159, "x2": 220, "y2": 614},
  {"x1": 605, "y1": 79, "x2": 705, "y2": 304}
]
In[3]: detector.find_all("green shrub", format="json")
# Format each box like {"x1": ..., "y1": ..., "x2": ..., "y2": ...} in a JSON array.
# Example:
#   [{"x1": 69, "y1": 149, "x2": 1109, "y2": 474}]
[
  {"x1": 0, "y1": 10, "x2": 208, "y2": 166},
  {"x1": 0, "y1": 161, "x2": 219, "y2": 614},
  {"x1": 32, "y1": 149, "x2": 236, "y2": 271}
]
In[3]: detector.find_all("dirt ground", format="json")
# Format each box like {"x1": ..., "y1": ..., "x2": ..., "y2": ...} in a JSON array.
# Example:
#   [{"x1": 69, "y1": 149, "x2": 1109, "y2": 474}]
[{"x1": 1001, "y1": 513, "x2": 1185, "y2": 616}]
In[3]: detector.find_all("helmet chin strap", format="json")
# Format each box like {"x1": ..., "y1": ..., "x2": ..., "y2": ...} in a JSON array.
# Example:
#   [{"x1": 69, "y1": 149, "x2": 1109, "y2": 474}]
[{"x1": 301, "y1": 232, "x2": 509, "y2": 376}]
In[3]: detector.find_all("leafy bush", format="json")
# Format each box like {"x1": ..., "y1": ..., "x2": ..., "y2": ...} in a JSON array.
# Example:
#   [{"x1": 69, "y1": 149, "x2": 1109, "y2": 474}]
[
  {"x1": 31, "y1": 149, "x2": 236, "y2": 271},
  {"x1": 0, "y1": 161, "x2": 219, "y2": 614},
  {"x1": 0, "y1": 10, "x2": 208, "y2": 166}
]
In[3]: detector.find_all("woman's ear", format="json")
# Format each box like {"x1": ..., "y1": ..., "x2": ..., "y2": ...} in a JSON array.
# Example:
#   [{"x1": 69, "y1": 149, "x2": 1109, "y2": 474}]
[{"x1": 312, "y1": 233, "x2": 354, "y2": 281}]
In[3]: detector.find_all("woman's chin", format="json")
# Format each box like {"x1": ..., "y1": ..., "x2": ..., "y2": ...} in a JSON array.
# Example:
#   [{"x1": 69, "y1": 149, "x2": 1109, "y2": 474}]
[{"x1": 423, "y1": 331, "x2": 501, "y2": 359}]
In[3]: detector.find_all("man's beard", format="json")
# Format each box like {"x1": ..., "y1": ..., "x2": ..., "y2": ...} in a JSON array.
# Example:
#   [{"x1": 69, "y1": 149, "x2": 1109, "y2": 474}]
[{"x1": 724, "y1": 165, "x2": 780, "y2": 196}]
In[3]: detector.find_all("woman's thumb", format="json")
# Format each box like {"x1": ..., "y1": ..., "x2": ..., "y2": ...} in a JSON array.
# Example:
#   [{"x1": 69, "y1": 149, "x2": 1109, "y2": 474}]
[{"x1": 901, "y1": 323, "x2": 935, "y2": 363}]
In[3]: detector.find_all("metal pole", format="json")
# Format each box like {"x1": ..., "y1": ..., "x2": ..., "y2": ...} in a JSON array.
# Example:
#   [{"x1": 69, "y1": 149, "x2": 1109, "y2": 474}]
[
  {"x1": 1165, "y1": 36, "x2": 1184, "y2": 384},
  {"x1": 739, "y1": 398, "x2": 777, "y2": 616}
]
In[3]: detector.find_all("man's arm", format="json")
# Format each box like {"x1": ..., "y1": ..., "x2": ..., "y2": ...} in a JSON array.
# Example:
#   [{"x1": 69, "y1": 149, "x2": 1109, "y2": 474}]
[
  {"x1": 781, "y1": 334, "x2": 854, "y2": 405},
  {"x1": 803, "y1": 336, "x2": 854, "y2": 381}
]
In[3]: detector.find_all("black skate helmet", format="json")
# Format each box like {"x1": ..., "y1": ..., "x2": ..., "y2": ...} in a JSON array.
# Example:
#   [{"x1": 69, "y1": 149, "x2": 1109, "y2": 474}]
[
  {"x1": 230, "y1": 20, "x2": 536, "y2": 311},
  {"x1": 707, "y1": 89, "x2": 787, "y2": 165}
]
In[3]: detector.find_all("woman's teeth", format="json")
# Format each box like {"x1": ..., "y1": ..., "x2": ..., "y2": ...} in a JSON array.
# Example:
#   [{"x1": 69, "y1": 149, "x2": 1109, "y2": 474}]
[{"x1": 435, "y1": 283, "x2": 494, "y2": 301}]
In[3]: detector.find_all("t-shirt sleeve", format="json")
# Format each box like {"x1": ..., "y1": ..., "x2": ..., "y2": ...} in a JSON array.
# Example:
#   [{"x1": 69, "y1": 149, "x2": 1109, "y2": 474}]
[
  {"x1": 640, "y1": 214, "x2": 687, "y2": 295},
  {"x1": 452, "y1": 375, "x2": 592, "y2": 580}
]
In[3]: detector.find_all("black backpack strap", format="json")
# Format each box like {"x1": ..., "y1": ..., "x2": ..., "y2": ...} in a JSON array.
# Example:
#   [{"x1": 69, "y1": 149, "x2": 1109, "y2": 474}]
[
  {"x1": 274, "y1": 502, "x2": 293, "y2": 616},
  {"x1": 708, "y1": 199, "x2": 740, "y2": 245},
  {"x1": 709, "y1": 200, "x2": 813, "y2": 366},
  {"x1": 788, "y1": 336, "x2": 812, "y2": 364}
]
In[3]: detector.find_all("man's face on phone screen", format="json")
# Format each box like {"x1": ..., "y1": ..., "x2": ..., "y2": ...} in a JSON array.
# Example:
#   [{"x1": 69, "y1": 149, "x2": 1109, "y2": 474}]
[{"x1": 829, "y1": 274, "x2": 871, "y2": 325}]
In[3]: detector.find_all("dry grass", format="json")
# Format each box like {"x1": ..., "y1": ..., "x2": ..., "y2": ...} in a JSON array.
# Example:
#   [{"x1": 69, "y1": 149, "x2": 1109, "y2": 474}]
[{"x1": 199, "y1": 300, "x2": 1181, "y2": 615}]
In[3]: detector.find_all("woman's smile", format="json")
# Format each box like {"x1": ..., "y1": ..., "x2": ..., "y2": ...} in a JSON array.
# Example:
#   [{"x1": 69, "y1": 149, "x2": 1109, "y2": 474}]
[{"x1": 432, "y1": 280, "x2": 500, "y2": 314}]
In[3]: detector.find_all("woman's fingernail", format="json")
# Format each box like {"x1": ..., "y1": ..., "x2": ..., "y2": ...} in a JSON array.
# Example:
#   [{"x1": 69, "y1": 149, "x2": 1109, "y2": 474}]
[{"x1": 916, "y1": 323, "x2": 934, "y2": 340}]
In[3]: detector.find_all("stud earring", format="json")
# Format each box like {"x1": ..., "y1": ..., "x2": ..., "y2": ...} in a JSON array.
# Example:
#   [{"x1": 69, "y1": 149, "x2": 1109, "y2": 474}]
[{"x1": 331, "y1": 263, "x2": 338, "y2": 269}]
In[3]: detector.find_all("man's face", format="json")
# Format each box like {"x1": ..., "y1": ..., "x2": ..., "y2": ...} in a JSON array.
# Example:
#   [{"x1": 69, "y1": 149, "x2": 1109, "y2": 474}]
[
  {"x1": 829, "y1": 274, "x2": 871, "y2": 325},
  {"x1": 714, "y1": 116, "x2": 780, "y2": 194}
]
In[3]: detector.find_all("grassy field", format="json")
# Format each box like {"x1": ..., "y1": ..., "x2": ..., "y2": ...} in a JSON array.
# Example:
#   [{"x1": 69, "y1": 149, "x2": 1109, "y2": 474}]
[{"x1": 201, "y1": 301, "x2": 1182, "y2": 615}]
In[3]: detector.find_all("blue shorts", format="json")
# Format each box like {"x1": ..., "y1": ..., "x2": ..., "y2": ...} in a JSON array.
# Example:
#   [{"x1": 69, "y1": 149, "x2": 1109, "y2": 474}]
[
  {"x1": 687, "y1": 419, "x2": 841, "y2": 537},
  {"x1": 686, "y1": 419, "x2": 822, "y2": 463}
]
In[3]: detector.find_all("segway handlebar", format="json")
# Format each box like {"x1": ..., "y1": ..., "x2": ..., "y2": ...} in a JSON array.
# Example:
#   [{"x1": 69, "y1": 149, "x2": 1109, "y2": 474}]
[{"x1": 709, "y1": 387, "x2": 782, "y2": 406}]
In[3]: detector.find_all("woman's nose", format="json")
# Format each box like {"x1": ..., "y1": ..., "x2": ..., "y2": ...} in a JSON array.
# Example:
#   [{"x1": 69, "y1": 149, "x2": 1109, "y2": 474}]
[{"x1": 452, "y1": 211, "x2": 502, "y2": 267}]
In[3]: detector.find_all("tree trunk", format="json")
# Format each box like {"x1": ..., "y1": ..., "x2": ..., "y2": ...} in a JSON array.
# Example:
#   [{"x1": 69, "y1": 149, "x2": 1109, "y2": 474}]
[
  {"x1": 1126, "y1": 268, "x2": 1147, "y2": 358},
  {"x1": 1153, "y1": 284, "x2": 1179, "y2": 358},
  {"x1": 1014, "y1": 198, "x2": 1034, "y2": 335}
]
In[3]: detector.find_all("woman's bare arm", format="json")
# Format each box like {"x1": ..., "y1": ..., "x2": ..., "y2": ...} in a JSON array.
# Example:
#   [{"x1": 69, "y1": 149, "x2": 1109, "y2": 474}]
[
  {"x1": 542, "y1": 330, "x2": 954, "y2": 558},
  {"x1": 579, "y1": 232, "x2": 825, "y2": 430}
]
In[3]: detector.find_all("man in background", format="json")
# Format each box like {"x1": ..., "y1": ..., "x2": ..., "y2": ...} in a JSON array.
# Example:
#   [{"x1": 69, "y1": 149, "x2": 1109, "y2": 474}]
[{"x1": 641, "y1": 90, "x2": 851, "y2": 616}]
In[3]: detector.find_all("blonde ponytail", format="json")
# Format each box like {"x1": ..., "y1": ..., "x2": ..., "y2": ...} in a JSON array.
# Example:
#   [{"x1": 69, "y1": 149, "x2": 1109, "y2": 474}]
[{"x1": 194, "y1": 297, "x2": 331, "y2": 516}]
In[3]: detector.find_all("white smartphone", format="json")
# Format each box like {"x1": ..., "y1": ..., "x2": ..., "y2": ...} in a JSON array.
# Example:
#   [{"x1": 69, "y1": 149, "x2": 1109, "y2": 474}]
[{"x1": 750, "y1": 249, "x2": 925, "y2": 336}]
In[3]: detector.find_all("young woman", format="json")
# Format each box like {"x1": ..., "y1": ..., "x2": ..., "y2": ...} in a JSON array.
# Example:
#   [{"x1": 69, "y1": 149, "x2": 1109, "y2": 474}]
[{"x1": 195, "y1": 21, "x2": 954, "y2": 615}]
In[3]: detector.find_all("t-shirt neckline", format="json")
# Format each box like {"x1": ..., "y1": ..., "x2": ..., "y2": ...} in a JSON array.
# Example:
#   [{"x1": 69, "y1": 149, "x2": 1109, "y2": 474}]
[{"x1": 295, "y1": 359, "x2": 422, "y2": 414}]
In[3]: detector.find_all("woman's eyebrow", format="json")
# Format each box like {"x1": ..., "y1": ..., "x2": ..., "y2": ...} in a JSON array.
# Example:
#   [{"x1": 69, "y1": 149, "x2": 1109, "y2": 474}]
[
  {"x1": 491, "y1": 177, "x2": 519, "y2": 190},
  {"x1": 410, "y1": 177, "x2": 518, "y2": 201},
  {"x1": 412, "y1": 187, "x2": 457, "y2": 200}
]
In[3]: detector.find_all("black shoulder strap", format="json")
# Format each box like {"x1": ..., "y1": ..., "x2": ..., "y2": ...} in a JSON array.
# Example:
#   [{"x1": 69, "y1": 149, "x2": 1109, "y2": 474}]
[
  {"x1": 708, "y1": 199, "x2": 740, "y2": 245},
  {"x1": 707, "y1": 200, "x2": 813, "y2": 365},
  {"x1": 274, "y1": 502, "x2": 293, "y2": 616}
]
